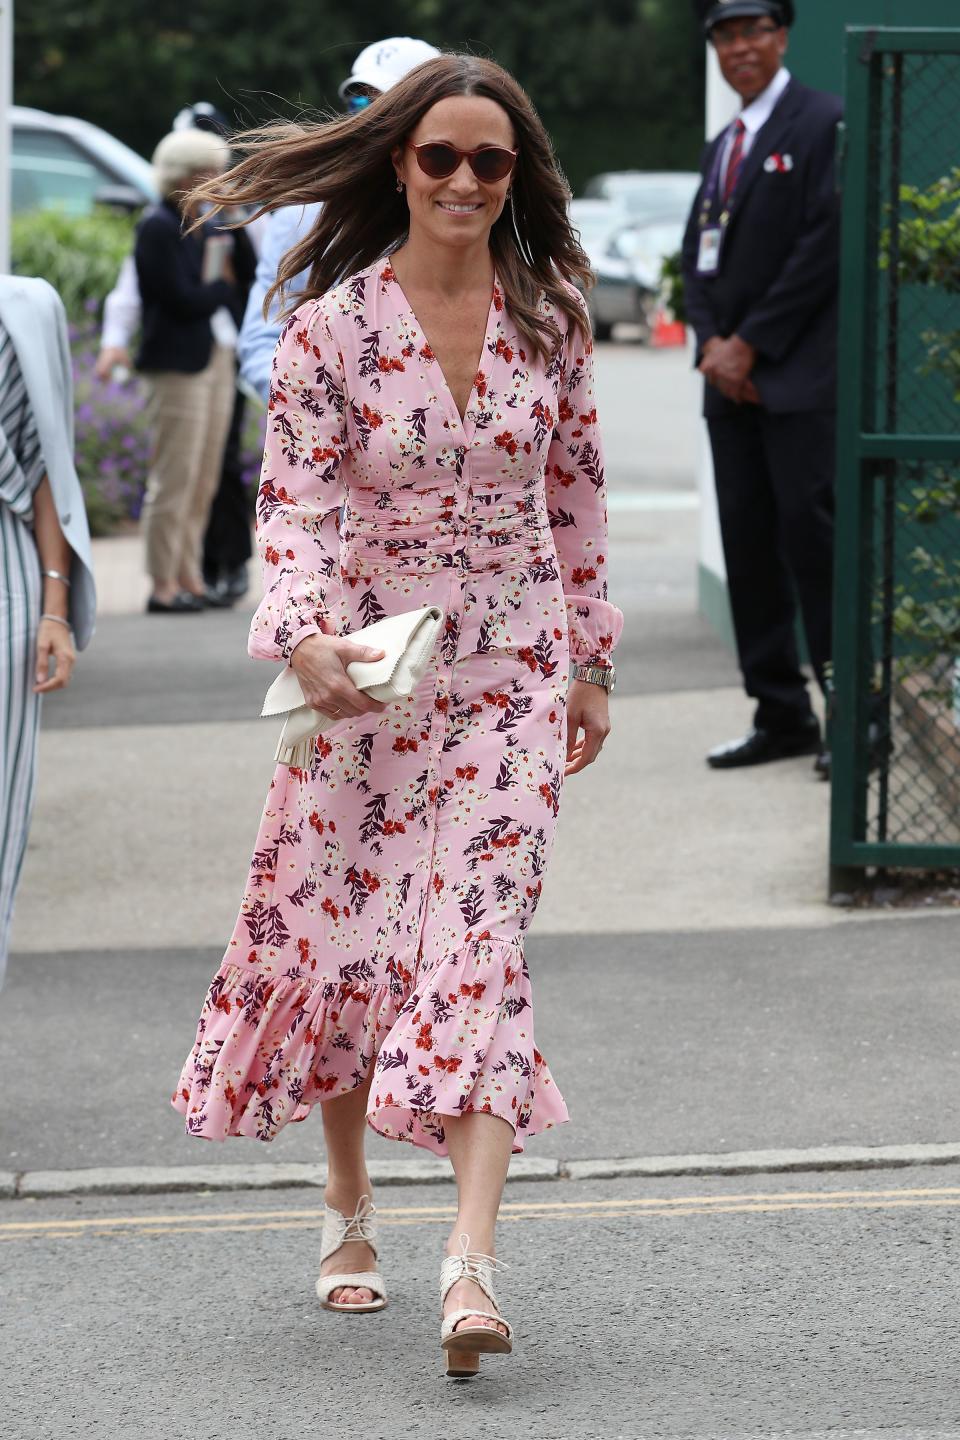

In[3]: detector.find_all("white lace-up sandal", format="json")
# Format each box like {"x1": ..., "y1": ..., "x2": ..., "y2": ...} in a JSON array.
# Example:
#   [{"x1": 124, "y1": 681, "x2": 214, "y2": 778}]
[
  {"x1": 315, "y1": 1195, "x2": 387, "y2": 1313},
  {"x1": 439, "y1": 1233, "x2": 513, "y2": 1377}
]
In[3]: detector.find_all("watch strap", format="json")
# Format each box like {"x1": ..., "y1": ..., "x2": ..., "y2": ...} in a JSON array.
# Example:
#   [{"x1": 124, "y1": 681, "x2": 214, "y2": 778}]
[{"x1": 572, "y1": 663, "x2": 614, "y2": 691}]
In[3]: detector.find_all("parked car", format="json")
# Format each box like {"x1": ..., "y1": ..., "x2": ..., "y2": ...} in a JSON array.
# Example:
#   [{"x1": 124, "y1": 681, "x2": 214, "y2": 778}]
[
  {"x1": 571, "y1": 197, "x2": 685, "y2": 343},
  {"x1": 570, "y1": 197, "x2": 647, "y2": 341},
  {"x1": 11, "y1": 105, "x2": 157, "y2": 215},
  {"x1": 582, "y1": 170, "x2": 701, "y2": 226}
]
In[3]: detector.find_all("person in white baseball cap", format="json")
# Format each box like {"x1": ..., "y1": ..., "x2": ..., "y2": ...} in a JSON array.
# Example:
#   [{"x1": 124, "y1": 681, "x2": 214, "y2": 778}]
[
  {"x1": 338, "y1": 37, "x2": 442, "y2": 110},
  {"x1": 238, "y1": 36, "x2": 441, "y2": 397}
]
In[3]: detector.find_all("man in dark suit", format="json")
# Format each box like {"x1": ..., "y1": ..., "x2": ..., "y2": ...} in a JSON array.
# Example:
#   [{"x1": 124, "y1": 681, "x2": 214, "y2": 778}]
[{"x1": 682, "y1": 0, "x2": 842, "y2": 771}]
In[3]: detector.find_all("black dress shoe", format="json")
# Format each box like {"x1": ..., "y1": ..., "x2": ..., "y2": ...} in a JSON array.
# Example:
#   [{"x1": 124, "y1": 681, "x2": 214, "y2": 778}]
[
  {"x1": 220, "y1": 564, "x2": 250, "y2": 601},
  {"x1": 707, "y1": 720, "x2": 821, "y2": 769},
  {"x1": 200, "y1": 583, "x2": 235, "y2": 609},
  {"x1": 146, "y1": 591, "x2": 204, "y2": 614}
]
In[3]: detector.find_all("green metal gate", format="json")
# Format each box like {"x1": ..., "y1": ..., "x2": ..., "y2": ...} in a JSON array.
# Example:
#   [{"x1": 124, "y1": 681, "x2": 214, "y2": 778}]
[{"x1": 830, "y1": 26, "x2": 960, "y2": 886}]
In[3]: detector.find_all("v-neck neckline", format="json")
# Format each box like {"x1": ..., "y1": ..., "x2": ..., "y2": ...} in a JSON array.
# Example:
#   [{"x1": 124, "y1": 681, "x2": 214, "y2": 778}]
[{"x1": 386, "y1": 261, "x2": 498, "y2": 434}]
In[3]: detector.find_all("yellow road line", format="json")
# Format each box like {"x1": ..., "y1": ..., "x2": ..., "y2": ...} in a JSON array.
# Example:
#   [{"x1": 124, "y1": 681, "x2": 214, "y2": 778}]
[{"x1": 5, "y1": 1184, "x2": 960, "y2": 1243}]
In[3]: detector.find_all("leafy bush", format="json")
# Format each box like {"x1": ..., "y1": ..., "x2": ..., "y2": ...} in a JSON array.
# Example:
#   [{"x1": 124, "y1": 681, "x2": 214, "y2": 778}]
[
  {"x1": 885, "y1": 168, "x2": 960, "y2": 401},
  {"x1": 882, "y1": 172, "x2": 960, "y2": 701},
  {"x1": 11, "y1": 206, "x2": 136, "y2": 322},
  {"x1": 659, "y1": 249, "x2": 687, "y2": 325}
]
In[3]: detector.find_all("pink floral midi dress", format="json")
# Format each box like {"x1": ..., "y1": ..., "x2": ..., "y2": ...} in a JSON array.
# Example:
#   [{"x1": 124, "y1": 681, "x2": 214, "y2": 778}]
[{"x1": 173, "y1": 260, "x2": 623, "y2": 1156}]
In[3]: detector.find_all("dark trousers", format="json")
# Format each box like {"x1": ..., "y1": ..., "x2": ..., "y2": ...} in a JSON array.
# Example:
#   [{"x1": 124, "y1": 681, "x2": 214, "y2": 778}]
[
  {"x1": 202, "y1": 383, "x2": 254, "y2": 581},
  {"x1": 708, "y1": 407, "x2": 835, "y2": 732}
]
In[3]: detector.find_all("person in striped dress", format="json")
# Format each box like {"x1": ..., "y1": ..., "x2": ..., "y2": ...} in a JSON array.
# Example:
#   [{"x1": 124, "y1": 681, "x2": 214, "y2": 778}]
[{"x1": 0, "y1": 278, "x2": 96, "y2": 983}]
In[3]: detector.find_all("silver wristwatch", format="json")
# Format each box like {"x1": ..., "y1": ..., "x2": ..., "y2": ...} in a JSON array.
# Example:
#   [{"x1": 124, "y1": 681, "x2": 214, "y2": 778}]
[{"x1": 571, "y1": 663, "x2": 616, "y2": 694}]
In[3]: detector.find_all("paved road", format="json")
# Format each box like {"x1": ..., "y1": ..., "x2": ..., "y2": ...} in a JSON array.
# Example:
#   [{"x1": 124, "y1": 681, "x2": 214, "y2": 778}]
[
  {"x1": 4, "y1": 916, "x2": 960, "y2": 1173},
  {"x1": 6, "y1": 1166, "x2": 960, "y2": 1438}
]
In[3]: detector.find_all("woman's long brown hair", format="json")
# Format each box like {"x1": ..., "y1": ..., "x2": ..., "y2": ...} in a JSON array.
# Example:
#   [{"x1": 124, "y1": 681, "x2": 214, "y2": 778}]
[{"x1": 189, "y1": 54, "x2": 592, "y2": 362}]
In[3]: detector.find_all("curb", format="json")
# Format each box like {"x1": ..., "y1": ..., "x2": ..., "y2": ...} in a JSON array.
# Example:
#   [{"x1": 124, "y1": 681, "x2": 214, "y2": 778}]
[{"x1": 5, "y1": 1141, "x2": 960, "y2": 1201}]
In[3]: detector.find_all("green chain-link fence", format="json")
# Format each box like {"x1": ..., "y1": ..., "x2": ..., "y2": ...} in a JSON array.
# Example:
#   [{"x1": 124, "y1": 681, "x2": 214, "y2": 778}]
[{"x1": 831, "y1": 26, "x2": 960, "y2": 886}]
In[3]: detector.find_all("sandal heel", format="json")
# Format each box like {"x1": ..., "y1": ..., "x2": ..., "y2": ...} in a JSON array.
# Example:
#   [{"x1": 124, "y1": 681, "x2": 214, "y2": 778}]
[{"x1": 445, "y1": 1349, "x2": 480, "y2": 1378}]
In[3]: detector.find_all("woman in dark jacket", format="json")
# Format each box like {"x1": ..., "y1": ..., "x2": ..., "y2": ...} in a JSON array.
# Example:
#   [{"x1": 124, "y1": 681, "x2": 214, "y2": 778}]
[{"x1": 135, "y1": 129, "x2": 255, "y2": 612}]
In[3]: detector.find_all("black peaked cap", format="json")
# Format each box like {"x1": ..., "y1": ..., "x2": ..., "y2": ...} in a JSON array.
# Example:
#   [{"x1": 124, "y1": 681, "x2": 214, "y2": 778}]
[{"x1": 699, "y1": 0, "x2": 795, "y2": 31}]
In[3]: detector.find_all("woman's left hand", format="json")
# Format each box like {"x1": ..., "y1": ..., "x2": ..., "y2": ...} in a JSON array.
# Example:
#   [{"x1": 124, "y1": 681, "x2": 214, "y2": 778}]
[
  {"x1": 34, "y1": 618, "x2": 76, "y2": 694},
  {"x1": 565, "y1": 679, "x2": 611, "y2": 777}
]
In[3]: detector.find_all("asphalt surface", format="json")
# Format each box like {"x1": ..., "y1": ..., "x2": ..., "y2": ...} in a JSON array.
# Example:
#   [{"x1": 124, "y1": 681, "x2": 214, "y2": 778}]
[
  {"x1": 4, "y1": 916, "x2": 960, "y2": 1174},
  {"x1": 6, "y1": 1166, "x2": 960, "y2": 1438}
]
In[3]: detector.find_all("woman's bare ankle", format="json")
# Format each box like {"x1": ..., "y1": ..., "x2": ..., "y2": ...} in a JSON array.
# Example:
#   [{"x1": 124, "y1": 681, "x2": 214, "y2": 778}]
[
  {"x1": 445, "y1": 1229, "x2": 495, "y2": 1257},
  {"x1": 324, "y1": 1174, "x2": 373, "y2": 1213}
]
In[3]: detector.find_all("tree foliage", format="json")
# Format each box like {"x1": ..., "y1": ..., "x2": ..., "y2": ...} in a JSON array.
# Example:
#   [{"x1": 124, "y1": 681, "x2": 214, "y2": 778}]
[{"x1": 15, "y1": 0, "x2": 705, "y2": 191}]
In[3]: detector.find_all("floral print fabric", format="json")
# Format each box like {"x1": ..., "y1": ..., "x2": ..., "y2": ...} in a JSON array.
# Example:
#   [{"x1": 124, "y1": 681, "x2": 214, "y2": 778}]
[{"x1": 173, "y1": 260, "x2": 623, "y2": 1156}]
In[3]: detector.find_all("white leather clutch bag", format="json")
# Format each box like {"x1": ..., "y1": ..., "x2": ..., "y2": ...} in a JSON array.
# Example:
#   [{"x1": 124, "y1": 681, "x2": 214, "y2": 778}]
[{"x1": 261, "y1": 604, "x2": 445, "y2": 769}]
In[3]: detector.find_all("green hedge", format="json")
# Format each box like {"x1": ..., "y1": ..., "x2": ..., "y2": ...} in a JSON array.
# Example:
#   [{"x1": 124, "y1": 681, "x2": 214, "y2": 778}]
[{"x1": 11, "y1": 207, "x2": 137, "y2": 323}]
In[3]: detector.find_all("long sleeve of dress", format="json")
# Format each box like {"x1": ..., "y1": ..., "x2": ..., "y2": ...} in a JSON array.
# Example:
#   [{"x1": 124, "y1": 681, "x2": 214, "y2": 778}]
[
  {"x1": 248, "y1": 299, "x2": 348, "y2": 663},
  {"x1": 545, "y1": 310, "x2": 624, "y2": 668}
]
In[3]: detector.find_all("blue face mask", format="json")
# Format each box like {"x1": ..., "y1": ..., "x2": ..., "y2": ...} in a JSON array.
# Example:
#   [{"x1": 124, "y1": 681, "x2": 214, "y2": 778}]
[{"x1": 346, "y1": 94, "x2": 373, "y2": 114}]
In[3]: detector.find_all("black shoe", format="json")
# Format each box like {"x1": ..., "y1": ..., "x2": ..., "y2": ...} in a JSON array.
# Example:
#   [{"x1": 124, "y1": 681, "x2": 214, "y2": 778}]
[
  {"x1": 814, "y1": 746, "x2": 831, "y2": 781},
  {"x1": 707, "y1": 719, "x2": 821, "y2": 769},
  {"x1": 219, "y1": 564, "x2": 249, "y2": 602},
  {"x1": 200, "y1": 583, "x2": 235, "y2": 609},
  {"x1": 146, "y1": 591, "x2": 204, "y2": 614}
]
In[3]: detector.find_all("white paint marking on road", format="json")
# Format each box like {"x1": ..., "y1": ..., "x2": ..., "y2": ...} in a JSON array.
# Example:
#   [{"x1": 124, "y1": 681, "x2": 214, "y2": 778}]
[{"x1": 608, "y1": 490, "x2": 700, "y2": 512}]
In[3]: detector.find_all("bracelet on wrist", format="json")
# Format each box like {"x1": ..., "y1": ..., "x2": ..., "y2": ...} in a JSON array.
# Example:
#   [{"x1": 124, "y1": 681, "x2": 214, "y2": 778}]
[
  {"x1": 43, "y1": 569, "x2": 71, "y2": 588},
  {"x1": 39, "y1": 613, "x2": 72, "y2": 630}
]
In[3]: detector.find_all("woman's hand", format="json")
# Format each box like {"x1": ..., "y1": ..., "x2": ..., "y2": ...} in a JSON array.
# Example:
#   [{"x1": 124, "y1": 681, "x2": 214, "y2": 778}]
[
  {"x1": 565, "y1": 679, "x2": 611, "y2": 777},
  {"x1": 290, "y1": 633, "x2": 389, "y2": 719},
  {"x1": 34, "y1": 618, "x2": 76, "y2": 694}
]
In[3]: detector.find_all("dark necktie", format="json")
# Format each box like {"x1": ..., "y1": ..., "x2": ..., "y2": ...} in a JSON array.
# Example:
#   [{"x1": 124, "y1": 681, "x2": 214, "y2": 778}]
[{"x1": 722, "y1": 118, "x2": 747, "y2": 206}]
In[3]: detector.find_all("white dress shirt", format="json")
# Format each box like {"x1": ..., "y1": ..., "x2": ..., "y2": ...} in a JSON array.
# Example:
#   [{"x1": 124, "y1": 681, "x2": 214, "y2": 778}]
[{"x1": 720, "y1": 66, "x2": 792, "y2": 189}]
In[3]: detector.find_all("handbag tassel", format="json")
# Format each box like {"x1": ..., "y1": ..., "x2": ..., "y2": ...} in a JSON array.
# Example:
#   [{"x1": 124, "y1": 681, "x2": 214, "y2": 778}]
[{"x1": 275, "y1": 735, "x2": 315, "y2": 770}]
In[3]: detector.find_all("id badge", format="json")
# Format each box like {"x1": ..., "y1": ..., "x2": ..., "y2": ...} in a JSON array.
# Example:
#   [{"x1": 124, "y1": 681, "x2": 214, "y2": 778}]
[{"x1": 697, "y1": 226, "x2": 723, "y2": 275}]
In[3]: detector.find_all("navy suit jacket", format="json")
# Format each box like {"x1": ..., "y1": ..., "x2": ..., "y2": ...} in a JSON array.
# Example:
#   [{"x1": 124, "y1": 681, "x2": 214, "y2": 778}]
[
  {"x1": 135, "y1": 200, "x2": 256, "y2": 374},
  {"x1": 681, "y1": 78, "x2": 843, "y2": 417}
]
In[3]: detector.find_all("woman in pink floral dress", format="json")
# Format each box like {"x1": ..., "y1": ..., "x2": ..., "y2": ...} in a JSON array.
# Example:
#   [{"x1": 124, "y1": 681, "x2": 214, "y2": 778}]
[{"x1": 174, "y1": 54, "x2": 622, "y2": 1374}]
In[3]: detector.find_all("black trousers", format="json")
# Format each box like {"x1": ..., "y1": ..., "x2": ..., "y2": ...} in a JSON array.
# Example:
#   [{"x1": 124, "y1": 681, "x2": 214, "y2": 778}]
[
  {"x1": 202, "y1": 383, "x2": 254, "y2": 581},
  {"x1": 708, "y1": 407, "x2": 835, "y2": 733}
]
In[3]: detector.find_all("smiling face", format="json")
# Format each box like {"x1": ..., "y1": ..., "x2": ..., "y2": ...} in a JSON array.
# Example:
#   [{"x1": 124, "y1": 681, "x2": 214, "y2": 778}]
[
  {"x1": 393, "y1": 95, "x2": 516, "y2": 250},
  {"x1": 712, "y1": 19, "x2": 788, "y2": 104}
]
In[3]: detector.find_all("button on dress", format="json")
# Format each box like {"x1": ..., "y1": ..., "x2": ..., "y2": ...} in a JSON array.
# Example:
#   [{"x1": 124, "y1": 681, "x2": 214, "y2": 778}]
[{"x1": 173, "y1": 261, "x2": 623, "y2": 1156}]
